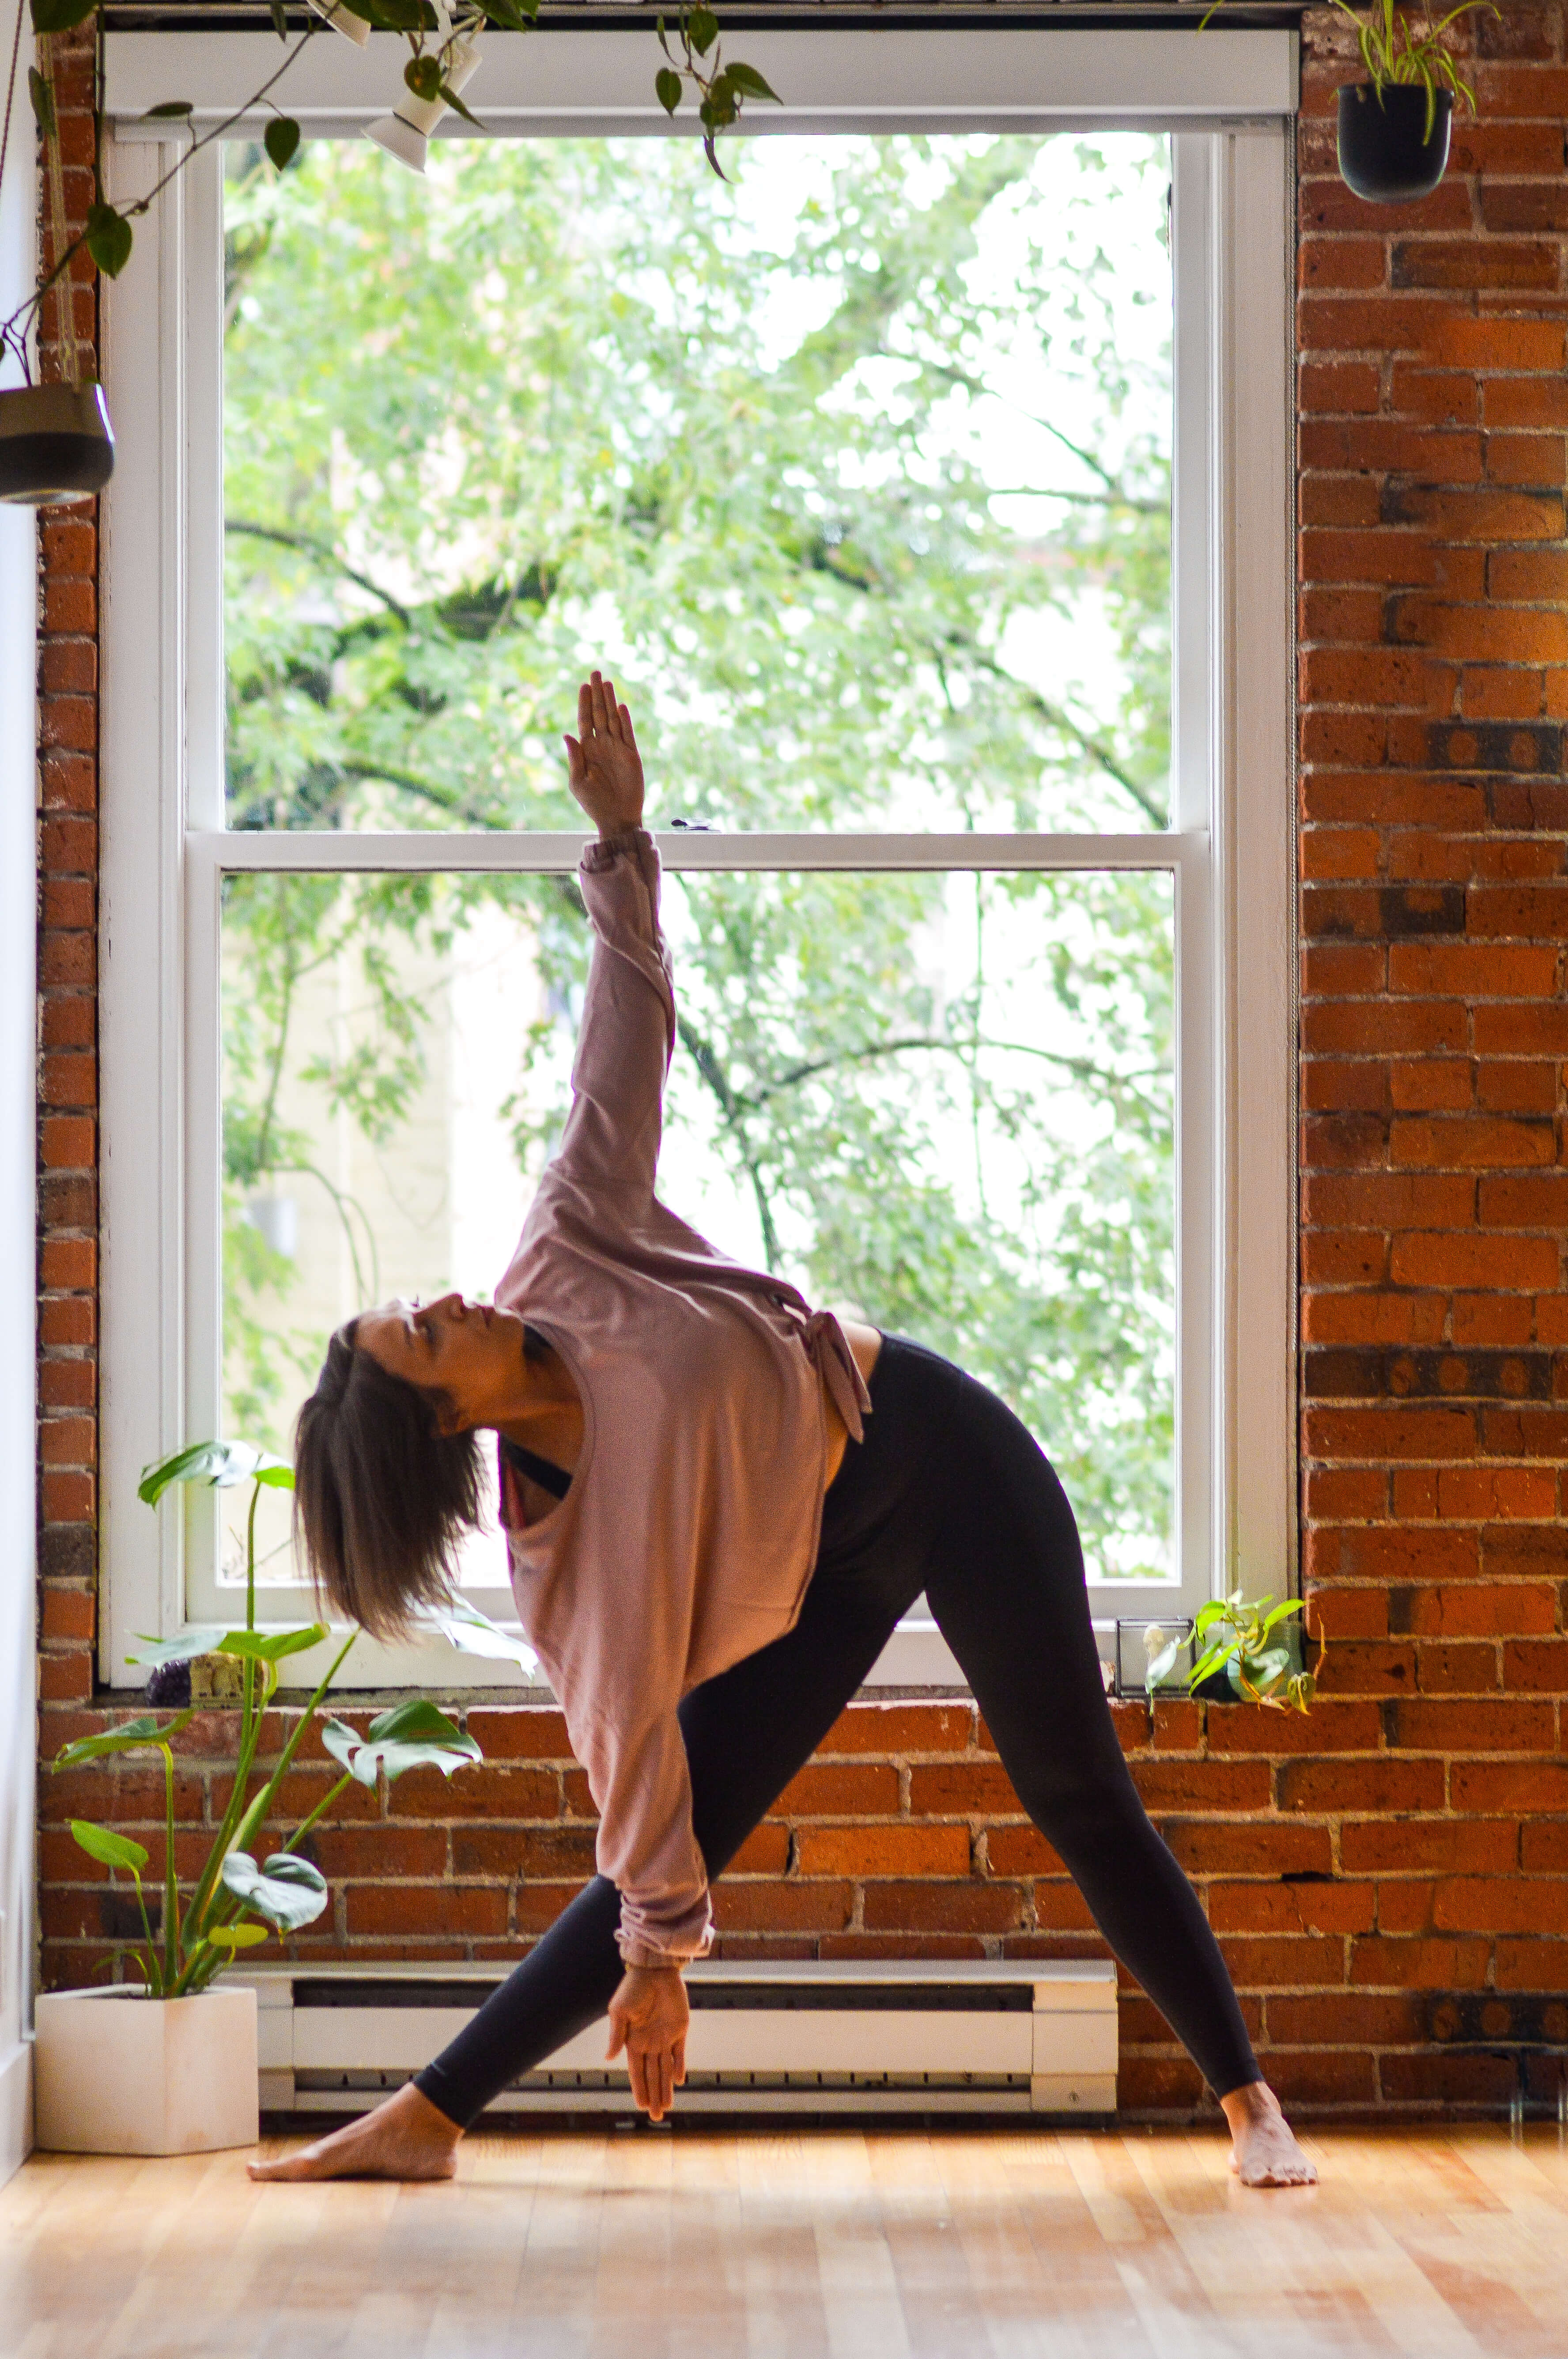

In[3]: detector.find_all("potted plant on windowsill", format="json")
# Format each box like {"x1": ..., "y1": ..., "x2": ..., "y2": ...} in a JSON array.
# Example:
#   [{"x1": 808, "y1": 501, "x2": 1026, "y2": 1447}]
[{"x1": 34, "y1": 1436, "x2": 532, "y2": 2157}]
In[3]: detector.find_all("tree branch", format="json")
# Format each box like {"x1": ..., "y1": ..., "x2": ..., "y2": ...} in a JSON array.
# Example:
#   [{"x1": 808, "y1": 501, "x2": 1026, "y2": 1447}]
[
  {"x1": 741, "y1": 1032, "x2": 1167, "y2": 1117},
  {"x1": 226, "y1": 520, "x2": 413, "y2": 628}
]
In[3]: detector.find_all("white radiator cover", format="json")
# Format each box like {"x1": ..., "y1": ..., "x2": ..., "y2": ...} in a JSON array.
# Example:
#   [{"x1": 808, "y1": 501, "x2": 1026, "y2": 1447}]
[{"x1": 234, "y1": 1959, "x2": 1118, "y2": 2119}]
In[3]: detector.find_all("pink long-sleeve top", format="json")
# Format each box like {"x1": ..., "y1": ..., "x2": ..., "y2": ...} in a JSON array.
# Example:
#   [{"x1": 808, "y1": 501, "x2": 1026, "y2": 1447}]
[{"x1": 492, "y1": 829, "x2": 872, "y2": 1969}]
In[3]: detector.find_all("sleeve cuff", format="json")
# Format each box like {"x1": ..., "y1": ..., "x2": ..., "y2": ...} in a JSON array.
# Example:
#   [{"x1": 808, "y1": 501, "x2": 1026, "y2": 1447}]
[{"x1": 581, "y1": 825, "x2": 650, "y2": 874}]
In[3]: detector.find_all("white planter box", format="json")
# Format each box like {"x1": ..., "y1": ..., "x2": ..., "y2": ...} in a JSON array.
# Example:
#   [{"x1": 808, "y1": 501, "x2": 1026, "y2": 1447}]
[{"x1": 34, "y1": 1984, "x2": 257, "y2": 2155}]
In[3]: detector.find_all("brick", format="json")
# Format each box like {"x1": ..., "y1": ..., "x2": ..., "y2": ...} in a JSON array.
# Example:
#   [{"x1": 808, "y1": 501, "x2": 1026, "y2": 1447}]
[
  {"x1": 1434, "y1": 1876, "x2": 1568, "y2": 1935},
  {"x1": 1130, "y1": 1759, "x2": 1271, "y2": 1813},
  {"x1": 392, "y1": 1765, "x2": 558, "y2": 1821},
  {"x1": 1451, "y1": 1760, "x2": 1568, "y2": 1813},
  {"x1": 863, "y1": 1882, "x2": 1025, "y2": 1934},
  {"x1": 1342, "y1": 1818, "x2": 1517, "y2": 1875},
  {"x1": 1160, "y1": 1822, "x2": 1333, "y2": 1877},
  {"x1": 906, "y1": 1761, "x2": 1020, "y2": 1816},
  {"x1": 1389, "y1": 1234, "x2": 1557, "y2": 1289},
  {"x1": 712, "y1": 1882, "x2": 853, "y2": 1935},
  {"x1": 1502, "y1": 1637, "x2": 1568, "y2": 1690},
  {"x1": 773, "y1": 1763, "x2": 900, "y2": 1818},
  {"x1": 1388, "y1": 1698, "x2": 1556, "y2": 1751},
  {"x1": 985, "y1": 1825, "x2": 1065, "y2": 1877},
  {"x1": 344, "y1": 1887, "x2": 507, "y2": 1938},
  {"x1": 794, "y1": 1825, "x2": 970, "y2": 1878},
  {"x1": 1393, "y1": 1584, "x2": 1558, "y2": 1639},
  {"x1": 1349, "y1": 1936, "x2": 1492, "y2": 1990},
  {"x1": 821, "y1": 1704, "x2": 974, "y2": 1754},
  {"x1": 461, "y1": 1709, "x2": 574, "y2": 1761},
  {"x1": 1278, "y1": 1757, "x2": 1444, "y2": 1814}
]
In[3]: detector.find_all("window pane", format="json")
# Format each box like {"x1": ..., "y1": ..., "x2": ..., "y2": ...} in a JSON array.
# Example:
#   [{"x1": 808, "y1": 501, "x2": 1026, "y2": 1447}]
[
  {"x1": 223, "y1": 134, "x2": 1171, "y2": 837},
  {"x1": 219, "y1": 867, "x2": 1175, "y2": 1592}
]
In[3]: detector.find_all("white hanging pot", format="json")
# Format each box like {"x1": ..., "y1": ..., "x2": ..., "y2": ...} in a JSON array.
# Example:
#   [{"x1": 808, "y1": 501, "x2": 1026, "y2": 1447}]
[
  {"x1": 34, "y1": 1983, "x2": 258, "y2": 2155},
  {"x1": 0, "y1": 381, "x2": 115, "y2": 506},
  {"x1": 367, "y1": 35, "x2": 482, "y2": 174}
]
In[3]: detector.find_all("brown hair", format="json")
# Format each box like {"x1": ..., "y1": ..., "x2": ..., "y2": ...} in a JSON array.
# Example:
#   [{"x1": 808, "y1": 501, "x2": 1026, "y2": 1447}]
[{"x1": 293, "y1": 1320, "x2": 485, "y2": 1640}]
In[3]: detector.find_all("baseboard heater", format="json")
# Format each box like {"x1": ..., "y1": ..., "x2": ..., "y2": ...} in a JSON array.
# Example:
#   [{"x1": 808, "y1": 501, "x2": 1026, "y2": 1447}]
[{"x1": 234, "y1": 1959, "x2": 1118, "y2": 2120}]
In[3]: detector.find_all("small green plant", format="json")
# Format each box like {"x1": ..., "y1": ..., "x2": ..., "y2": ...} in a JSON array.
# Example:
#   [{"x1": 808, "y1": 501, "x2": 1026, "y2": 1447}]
[
  {"x1": 1188, "y1": 1589, "x2": 1316, "y2": 1714},
  {"x1": 1202, "y1": 2, "x2": 1496, "y2": 138},
  {"x1": 53, "y1": 1435, "x2": 529, "y2": 1996}
]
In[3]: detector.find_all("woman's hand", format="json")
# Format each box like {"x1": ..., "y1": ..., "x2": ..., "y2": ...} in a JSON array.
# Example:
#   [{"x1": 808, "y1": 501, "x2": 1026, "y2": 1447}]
[
  {"x1": 564, "y1": 670, "x2": 645, "y2": 840},
  {"x1": 606, "y1": 1963, "x2": 689, "y2": 2122}
]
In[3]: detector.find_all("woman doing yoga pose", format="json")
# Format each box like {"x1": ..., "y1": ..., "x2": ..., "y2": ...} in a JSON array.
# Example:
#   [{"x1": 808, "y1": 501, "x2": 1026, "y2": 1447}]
[{"x1": 251, "y1": 674, "x2": 1314, "y2": 2191}]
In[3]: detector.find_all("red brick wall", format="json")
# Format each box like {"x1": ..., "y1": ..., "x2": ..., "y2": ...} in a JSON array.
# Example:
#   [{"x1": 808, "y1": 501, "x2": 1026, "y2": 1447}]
[
  {"x1": 34, "y1": 28, "x2": 102, "y2": 1714},
  {"x1": 32, "y1": 6, "x2": 1568, "y2": 2120}
]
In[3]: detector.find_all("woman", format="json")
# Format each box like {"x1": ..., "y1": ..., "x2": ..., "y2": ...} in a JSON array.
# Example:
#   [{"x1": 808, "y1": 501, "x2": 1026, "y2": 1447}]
[{"x1": 252, "y1": 673, "x2": 1314, "y2": 2191}]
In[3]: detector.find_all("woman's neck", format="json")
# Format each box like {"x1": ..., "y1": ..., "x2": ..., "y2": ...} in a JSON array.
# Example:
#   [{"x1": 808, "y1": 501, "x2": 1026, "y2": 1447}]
[{"x1": 492, "y1": 1338, "x2": 584, "y2": 1464}]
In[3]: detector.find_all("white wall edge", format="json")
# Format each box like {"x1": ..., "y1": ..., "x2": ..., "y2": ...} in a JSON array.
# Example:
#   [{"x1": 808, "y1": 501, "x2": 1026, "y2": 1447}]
[{"x1": 0, "y1": 2037, "x2": 33, "y2": 2190}]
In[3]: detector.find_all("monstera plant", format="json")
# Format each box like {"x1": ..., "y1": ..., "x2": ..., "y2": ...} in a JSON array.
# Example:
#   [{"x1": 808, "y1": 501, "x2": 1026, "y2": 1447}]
[{"x1": 53, "y1": 1435, "x2": 531, "y2": 1996}]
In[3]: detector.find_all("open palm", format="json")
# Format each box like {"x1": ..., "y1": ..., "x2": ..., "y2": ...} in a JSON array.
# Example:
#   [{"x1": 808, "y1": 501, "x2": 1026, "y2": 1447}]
[{"x1": 564, "y1": 670, "x2": 645, "y2": 837}]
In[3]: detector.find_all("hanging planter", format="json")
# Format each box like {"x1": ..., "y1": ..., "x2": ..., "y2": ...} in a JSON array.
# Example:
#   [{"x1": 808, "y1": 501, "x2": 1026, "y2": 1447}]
[
  {"x1": 1337, "y1": 81, "x2": 1453, "y2": 203},
  {"x1": 0, "y1": 379, "x2": 113, "y2": 504},
  {"x1": 1203, "y1": 1, "x2": 1493, "y2": 206}
]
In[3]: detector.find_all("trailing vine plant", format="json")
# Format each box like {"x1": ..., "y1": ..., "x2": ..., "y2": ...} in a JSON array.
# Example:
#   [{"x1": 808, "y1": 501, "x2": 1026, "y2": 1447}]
[{"x1": 0, "y1": 0, "x2": 777, "y2": 388}]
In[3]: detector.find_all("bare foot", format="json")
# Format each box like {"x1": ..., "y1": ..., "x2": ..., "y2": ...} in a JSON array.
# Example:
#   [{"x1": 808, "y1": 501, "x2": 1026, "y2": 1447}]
[
  {"x1": 248, "y1": 2081, "x2": 462, "y2": 2183},
  {"x1": 1219, "y1": 2080, "x2": 1317, "y2": 2188}
]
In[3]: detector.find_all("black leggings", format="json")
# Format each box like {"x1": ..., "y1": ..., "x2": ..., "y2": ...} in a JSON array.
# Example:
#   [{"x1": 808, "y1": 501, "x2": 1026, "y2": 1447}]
[{"x1": 416, "y1": 1335, "x2": 1258, "y2": 2127}]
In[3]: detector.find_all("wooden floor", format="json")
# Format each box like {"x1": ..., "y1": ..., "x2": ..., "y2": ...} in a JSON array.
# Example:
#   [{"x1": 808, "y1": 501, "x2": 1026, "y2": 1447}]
[{"x1": 5, "y1": 2124, "x2": 1568, "y2": 2357}]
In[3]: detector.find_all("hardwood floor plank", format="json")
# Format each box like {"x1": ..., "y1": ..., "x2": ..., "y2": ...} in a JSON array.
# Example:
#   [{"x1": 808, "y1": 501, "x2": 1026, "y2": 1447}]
[{"x1": 9, "y1": 2127, "x2": 1568, "y2": 2358}]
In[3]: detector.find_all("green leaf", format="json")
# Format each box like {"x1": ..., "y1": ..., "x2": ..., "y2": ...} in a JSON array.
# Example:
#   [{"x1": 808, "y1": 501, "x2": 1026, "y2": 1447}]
[
  {"x1": 264, "y1": 116, "x2": 301, "y2": 172},
  {"x1": 71, "y1": 1820, "x2": 150, "y2": 1874},
  {"x1": 475, "y1": 0, "x2": 536, "y2": 27},
  {"x1": 141, "y1": 100, "x2": 193, "y2": 119},
  {"x1": 723, "y1": 59, "x2": 778, "y2": 102},
  {"x1": 655, "y1": 67, "x2": 681, "y2": 116},
  {"x1": 125, "y1": 1626, "x2": 229, "y2": 1669},
  {"x1": 215, "y1": 1622, "x2": 329, "y2": 1665},
  {"x1": 139, "y1": 1439, "x2": 290, "y2": 1506},
  {"x1": 687, "y1": 6, "x2": 718, "y2": 56},
  {"x1": 1143, "y1": 1632, "x2": 1183, "y2": 1696},
  {"x1": 700, "y1": 73, "x2": 737, "y2": 129},
  {"x1": 53, "y1": 1711, "x2": 193, "y2": 1771},
  {"x1": 351, "y1": 0, "x2": 432, "y2": 27},
  {"x1": 219, "y1": 1849, "x2": 330, "y2": 1932},
  {"x1": 84, "y1": 203, "x2": 133, "y2": 281},
  {"x1": 30, "y1": 0, "x2": 101, "y2": 34},
  {"x1": 27, "y1": 67, "x2": 55, "y2": 137},
  {"x1": 270, "y1": 0, "x2": 287, "y2": 34},
  {"x1": 323, "y1": 1697, "x2": 481, "y2": 1787},
  {"x1": 418, "y1": 1591, "x2": 539, "y2": 1674},
  {"x1": 404, "y1": 53, "x2": 443, "y2": 101},
  {"x1": 208, "y1": 1922, "x2": 270, "y2": 1948},
  {"x1": 439, "y1": 81, "x2": 483, "y2": 129}
]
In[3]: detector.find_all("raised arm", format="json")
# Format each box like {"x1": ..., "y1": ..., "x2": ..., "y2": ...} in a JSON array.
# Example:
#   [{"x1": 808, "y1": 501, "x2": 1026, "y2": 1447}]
[{"x1": 553, "y1": 674, "x2": 676, "y2": 1194}]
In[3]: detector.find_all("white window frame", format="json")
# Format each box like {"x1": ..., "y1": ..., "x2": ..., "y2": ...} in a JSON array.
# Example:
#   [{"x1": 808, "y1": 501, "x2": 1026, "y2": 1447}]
[{"x1": 97, "y1": 24, "x2": 1298, "y2": 1692}]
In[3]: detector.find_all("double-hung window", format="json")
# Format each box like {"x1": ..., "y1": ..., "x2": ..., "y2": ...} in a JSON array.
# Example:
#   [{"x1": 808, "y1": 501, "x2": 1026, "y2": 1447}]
[{"x1": 98, "y1": 22, "x2": 1298, "y2": 1691}]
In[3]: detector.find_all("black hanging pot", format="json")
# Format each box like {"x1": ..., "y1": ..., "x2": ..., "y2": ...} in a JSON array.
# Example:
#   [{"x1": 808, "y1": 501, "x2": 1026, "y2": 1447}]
[
  {"x1": 1337, "y1": 83, "x2": 1453, "y2": 204},
  {"x1": 0, "y1": 381, "x2": 116, "y2": 506}
]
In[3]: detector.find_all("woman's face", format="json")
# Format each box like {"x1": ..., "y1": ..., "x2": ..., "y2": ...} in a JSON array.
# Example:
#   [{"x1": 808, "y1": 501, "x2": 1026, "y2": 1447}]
[{"x1": 355, "y1": 1293, "x2": 529, "y2": 1433}]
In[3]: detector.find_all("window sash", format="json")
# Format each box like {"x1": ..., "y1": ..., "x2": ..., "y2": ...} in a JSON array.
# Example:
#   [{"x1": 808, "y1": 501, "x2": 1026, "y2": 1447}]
[{"x1": 97, "y1": 42, "x2": 1296, "y2": 1693}]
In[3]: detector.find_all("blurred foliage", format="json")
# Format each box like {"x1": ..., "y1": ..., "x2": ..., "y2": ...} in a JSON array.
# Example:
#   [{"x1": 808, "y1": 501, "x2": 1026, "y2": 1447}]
[{"x1": 221, "y1": 131, "x2": 1177, "y2": 1575}]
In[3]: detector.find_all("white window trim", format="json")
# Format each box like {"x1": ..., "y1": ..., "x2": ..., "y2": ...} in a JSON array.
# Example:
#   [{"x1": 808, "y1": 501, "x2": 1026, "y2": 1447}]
[{"x1": 98, "y1": 27, "x2": 1297, "y2": 1692}]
